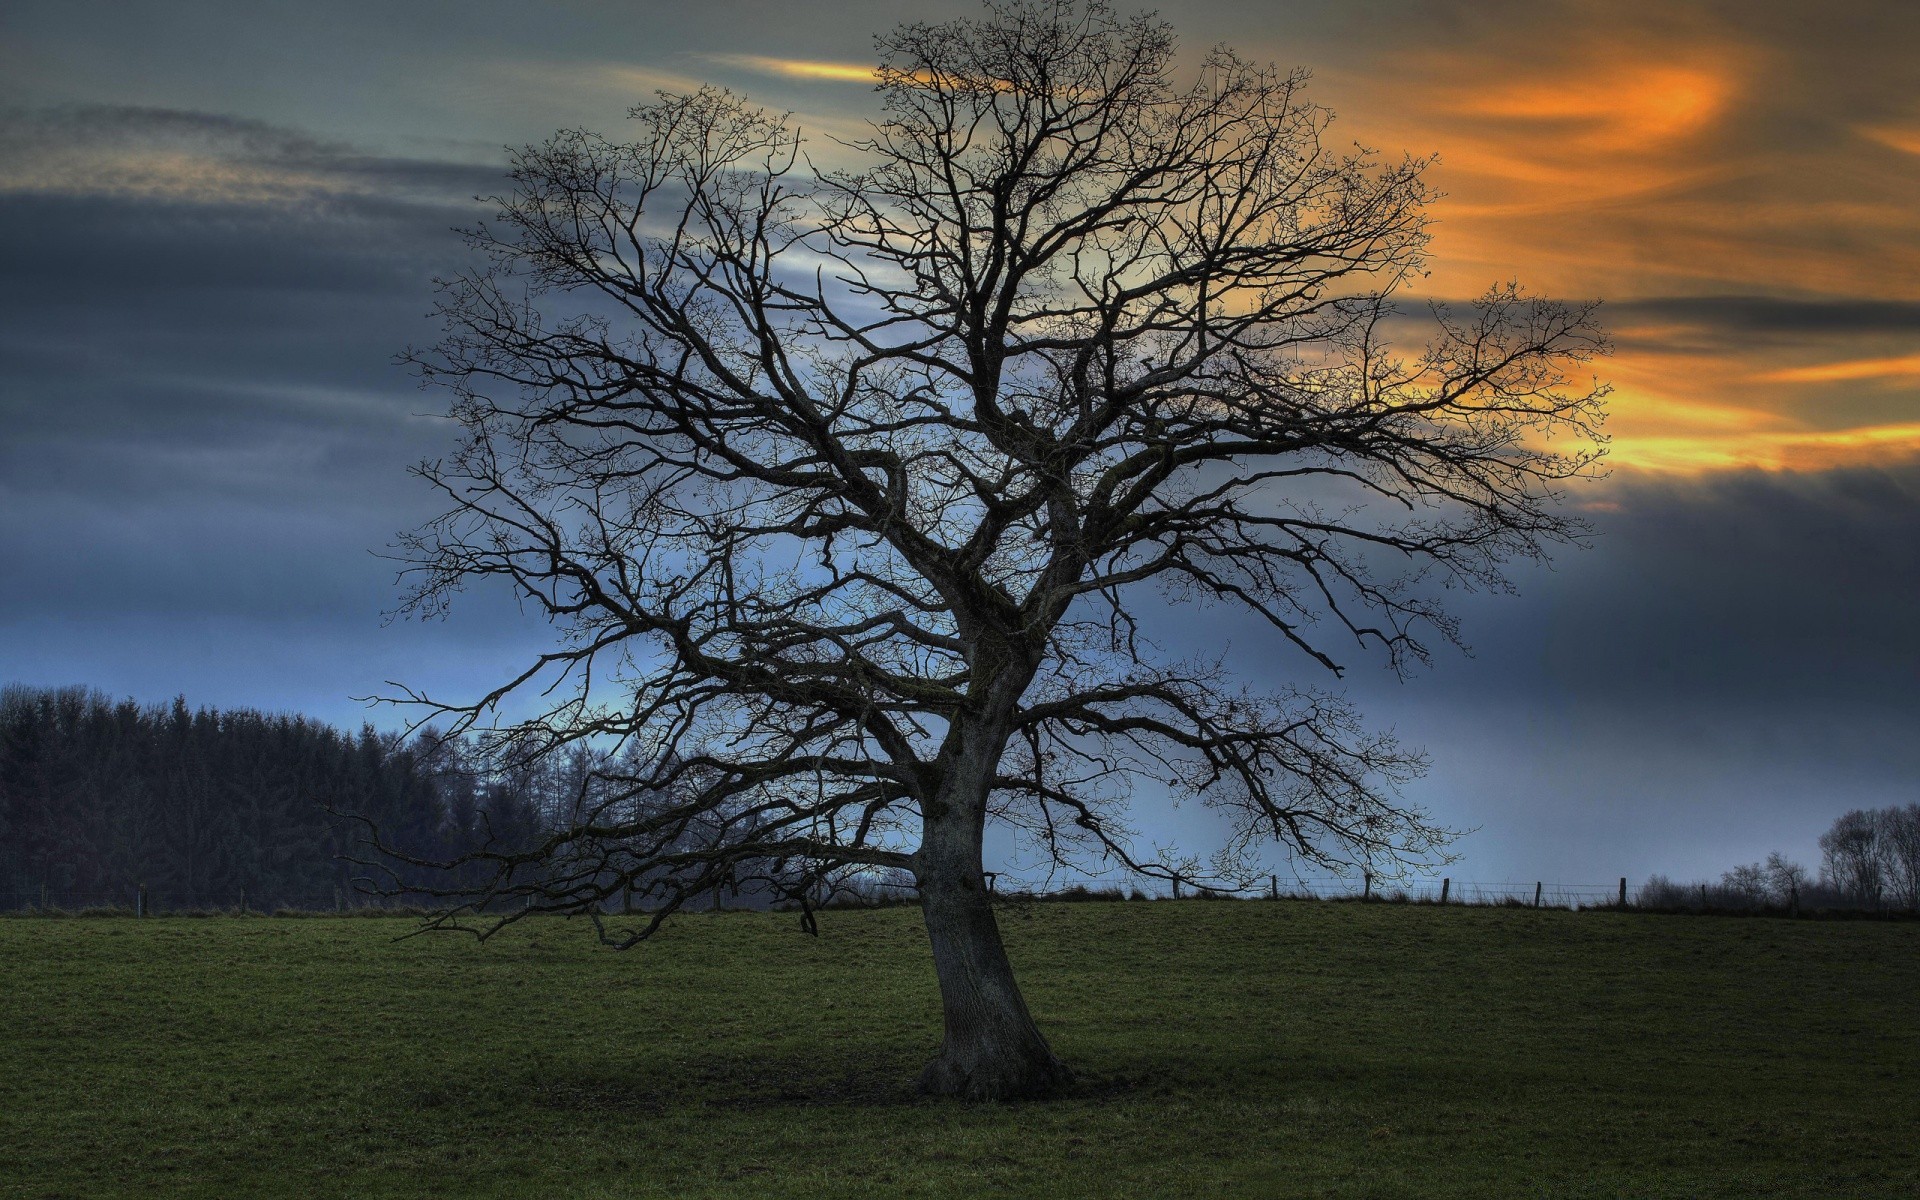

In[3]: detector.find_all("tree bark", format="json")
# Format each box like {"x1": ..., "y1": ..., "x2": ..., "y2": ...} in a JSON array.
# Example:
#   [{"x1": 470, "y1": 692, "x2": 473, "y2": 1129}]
[{"x1": 915, "y1": 814, "x2": 1070, "y2": 1100}]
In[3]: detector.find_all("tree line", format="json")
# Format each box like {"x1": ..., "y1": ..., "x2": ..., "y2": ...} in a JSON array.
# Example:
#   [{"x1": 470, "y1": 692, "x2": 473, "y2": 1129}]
[
  {"x1": 0, "y1": 684, "x2": 836, "y2": 914},
  {"x1": 1643, "y1": 805, "x2": 1920, "y2": 913},
  {"x1": 0, "y1": 684, "x2": 549, "y2": 910}
]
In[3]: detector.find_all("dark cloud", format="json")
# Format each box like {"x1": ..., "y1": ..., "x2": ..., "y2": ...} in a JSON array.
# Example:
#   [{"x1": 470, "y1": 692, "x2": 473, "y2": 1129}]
[
  {"x1": 1122, "y1": 461, "x2": 1920, "y2": 880},
  {"x1": 1441, "y1": 463, "x2": 1920, "y2": 711},
  {"x1": 1610, "y1": 296, "x2": 1920, "y2": 339},
  {"x1": 0, "y1": 102, "x2": 347, "y2": 157},
  {"x1": 1356, "y1": 464, "x2": 1920, "y2": 879},
  {"x1": 0, "y1": 105, "x2": 487, "y2": 407},
  {"x1": 0, "y1": 106, "x2": 504, "y2": 713},
  {"x1": 0, "y1": 103, "x2": 505, "y2": 203}
]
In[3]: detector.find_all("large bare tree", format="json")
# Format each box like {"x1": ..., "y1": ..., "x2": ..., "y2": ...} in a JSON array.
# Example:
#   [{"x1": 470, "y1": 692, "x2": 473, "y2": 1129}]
[{"x1": 387, "y1": 0, "x2": 1606, "y2": 1098}]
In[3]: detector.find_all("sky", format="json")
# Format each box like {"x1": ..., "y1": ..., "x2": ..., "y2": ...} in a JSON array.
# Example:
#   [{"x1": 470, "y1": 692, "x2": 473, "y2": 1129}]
[{"x1": 3, "y1": 0, "x2": 1917, "y2": 887}]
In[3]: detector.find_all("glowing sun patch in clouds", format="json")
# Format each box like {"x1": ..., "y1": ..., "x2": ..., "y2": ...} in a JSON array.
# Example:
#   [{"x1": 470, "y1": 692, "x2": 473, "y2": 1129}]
[
  {"x1": 700, "y1": 54, "x2": 879, "y2": 84},
  {"x1": 1399, "y1": 46, "x2": 1742, "y2": 196},
  {"x1": 1357, "y1": 43, "x2": 1752, "y2": 296},
  {"x1": 1614, "y1": 422, "x2": 1920, "y2": 473},
  {"x1": 1434, "y1": 59, "x2": 1733, "y2": 156},
  {"x1": 1597, "y1": 356, "x2": 1920, "y2": 472}
]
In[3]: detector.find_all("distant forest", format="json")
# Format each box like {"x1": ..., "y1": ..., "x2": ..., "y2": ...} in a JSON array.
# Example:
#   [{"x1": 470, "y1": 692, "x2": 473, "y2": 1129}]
[{"x1": 0, "y1": 684, "x2": 549, "y2": 910}]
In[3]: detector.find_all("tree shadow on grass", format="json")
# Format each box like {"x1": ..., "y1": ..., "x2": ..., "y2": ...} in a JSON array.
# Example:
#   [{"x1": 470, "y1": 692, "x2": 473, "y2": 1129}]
[
  {"x1": 499, "y1": 1047, "x2": 1207, "y2": 1114},
  {"x1": 504, "y1": 1048, "x2": 925, "y2": 1114}
]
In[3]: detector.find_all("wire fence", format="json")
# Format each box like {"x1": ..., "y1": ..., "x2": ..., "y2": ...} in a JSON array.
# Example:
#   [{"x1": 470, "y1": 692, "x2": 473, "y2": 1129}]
[
  {"x1": 966, "y1": 871, "x2": 1642, "y2": 909},
  {"x1": 968, "y1": 870, "x2": 1912, "y2": 916},
  {"x1": 4, "y1": 875, "x2": 1904, "y2": 916}
]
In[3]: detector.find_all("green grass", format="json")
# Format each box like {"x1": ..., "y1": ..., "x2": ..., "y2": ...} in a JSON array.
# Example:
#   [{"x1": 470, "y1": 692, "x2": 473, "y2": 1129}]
[{"x1": 2, "y1": 902, "x2": 1915, "y2": 1199}]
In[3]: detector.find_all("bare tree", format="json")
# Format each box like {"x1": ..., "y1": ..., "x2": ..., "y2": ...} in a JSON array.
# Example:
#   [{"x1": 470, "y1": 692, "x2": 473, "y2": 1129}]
[
  {"x1": 1720, "y1": 861, "x2": 1770, "y2": 905},
  {"x1": 1765, "y1": 851, "x2": 1809, "y2": 905},
  {"x1": 1818, "y1": 804, "x2": 1920, "y2": 912},
  {"x1": 1820, "y1": 809, "x2": 1888, "y2": 908},
  {"x1": 383, "y1": 0, "x2": 1605, "y2": 1098},
  {"x1": 1882, "y1": 804, "x2": 1920, "y2": 912},
  {"x1": 1720, "y1": 852, "x2": 1809, "y2": 909}
]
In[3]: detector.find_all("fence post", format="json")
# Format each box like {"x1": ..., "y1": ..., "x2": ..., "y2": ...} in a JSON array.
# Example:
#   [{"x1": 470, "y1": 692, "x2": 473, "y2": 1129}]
[
  {"x1": 40, "y1": 884, "x2": 48, "y2": 912},
  {"x1": 623, "y1": 880, "x2": 634, "y2": 915},
  {"x1": 1534, "y1": 881, "x2": 1542, "y2": 908},
  {"x1": 1363, "y1": 872, "x2": 1372, "y2": 901},
  {"x1": 239, "y1": 887, "x2": 246, "y2": 915},
  {"x1": 1621, "y1": 878, "x2": 1630, "y2": 908},
  {"x1": 1269, "y1": 874, "x2": 1278, "y2": 900},
  {"x1": 138, "y1": 884, "x2": 147, "y2": 918},
  {"x1": 1172, "y1": 878, "x2": 1182, "y2": 900},
  {"x1": 1789, "y1": 882, "x2": 1799, "y2": 916},
  {"x1": 1698, "y1": 883, "x2": 1707, "y2": 909},
  {"x1": 1440, "y1": 878, "x2": 1450, "y2": 905}
]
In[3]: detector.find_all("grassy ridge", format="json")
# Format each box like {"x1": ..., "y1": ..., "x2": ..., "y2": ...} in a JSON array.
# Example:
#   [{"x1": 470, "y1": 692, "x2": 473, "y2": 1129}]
[{"x1": 2, "y1": 902, "x2": 1915, "y2": 1198}]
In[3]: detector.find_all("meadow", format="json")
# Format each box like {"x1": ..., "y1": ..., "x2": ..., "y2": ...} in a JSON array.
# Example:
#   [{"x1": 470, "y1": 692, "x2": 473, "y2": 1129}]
[{"x1": 2, "y1": 901, "x2": 1915, "y2": 1198}]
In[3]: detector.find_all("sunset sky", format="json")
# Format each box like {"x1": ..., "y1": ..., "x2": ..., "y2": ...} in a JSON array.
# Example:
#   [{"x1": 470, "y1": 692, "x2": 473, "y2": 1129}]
[{"x1": 3, "y1": 0, "x2": 1917, "y2": 885}]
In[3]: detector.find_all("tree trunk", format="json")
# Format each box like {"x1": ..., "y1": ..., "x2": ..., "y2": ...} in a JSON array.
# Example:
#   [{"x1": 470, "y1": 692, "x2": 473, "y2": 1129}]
[{"x1": 916, "y1": 825, "x2": 1070, "y2": 1100}]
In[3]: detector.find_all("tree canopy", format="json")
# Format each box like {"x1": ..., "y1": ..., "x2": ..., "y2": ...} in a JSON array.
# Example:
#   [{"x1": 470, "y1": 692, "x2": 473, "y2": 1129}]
[{"x1": 391, "y1": 0, "x2": 1607, "y2": 1097}]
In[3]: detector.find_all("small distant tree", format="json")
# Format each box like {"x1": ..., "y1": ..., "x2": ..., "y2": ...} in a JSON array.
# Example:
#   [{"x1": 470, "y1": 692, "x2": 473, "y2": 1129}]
[
  {"x1": 1720, "y1": 861, "x2": 1769, "y2": 906},
  {"x1": 1719, "y1": 852, "x2": 1808, "y2": 908},
  {"x1": 385, "y1": 0, "x2": 1605, "y2": 1097},
  {"x1": 1764, "y1": 851, "x2": 1808, "y2": 905}
]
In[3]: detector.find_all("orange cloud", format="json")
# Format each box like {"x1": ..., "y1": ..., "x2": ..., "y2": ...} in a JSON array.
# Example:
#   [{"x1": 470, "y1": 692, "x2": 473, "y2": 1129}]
[
  {"x1": 1861, "y1": 124, "x2": 1920, "y2": 156},
  {"x1": 1432, "y1": 60, "x2": 1732, "y2": 155},
  {"x1": 1330, "y1": 43, "x2": 1760, "y2": 302},
  {"x1": 1309, "y1": 19, "x2": 1920, "y2": 476},
  {"x1": 1515, "y1": 307, "x2": 1920, "y2": 470},
  {"x1": 1583, "y1": 341, "x2": 1920, "y2": 472},
  {"x1": 1762, "y1": 354, "x2": 1920, "y2": 384},
  {"x1": 1612, "y1": 422, "x2": 1920, "y2": 472}
]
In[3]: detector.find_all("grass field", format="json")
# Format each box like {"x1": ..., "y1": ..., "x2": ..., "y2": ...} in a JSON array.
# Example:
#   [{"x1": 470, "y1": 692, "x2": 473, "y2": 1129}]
[{"x1": 2, "y1": 901, "x2": 1915, "y2": 1199}]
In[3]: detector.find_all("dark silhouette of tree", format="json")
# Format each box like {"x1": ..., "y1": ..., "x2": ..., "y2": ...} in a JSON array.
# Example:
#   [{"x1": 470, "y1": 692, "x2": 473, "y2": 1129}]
[
  {"x1": 388, "y1": 0, "x2": 1606, "y2": 1097},
  {"x1": 1821, "y1": 808, "x2": 1887, "y2": 908},
  {"x1": 1885, "y1": 805, "x2": 1920, "y2": 912},
  {"x1": 1716, "y1": 851, "x2": 1809, "y2": 909},
  {"x1": 1819, "y1": 805, "x2": 1920, "y2": 910}
]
